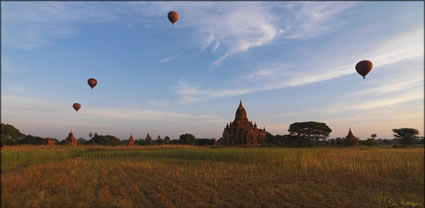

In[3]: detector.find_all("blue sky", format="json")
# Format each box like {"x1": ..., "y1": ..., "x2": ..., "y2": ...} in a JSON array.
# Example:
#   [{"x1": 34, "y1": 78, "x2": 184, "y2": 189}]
[{"x1": 2, "y1": 2, "x2": 423, "y2": 140}]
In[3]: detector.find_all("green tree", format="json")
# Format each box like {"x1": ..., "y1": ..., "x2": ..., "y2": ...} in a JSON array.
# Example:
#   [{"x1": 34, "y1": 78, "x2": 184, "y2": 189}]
[
  {"x1": 392, "y1": 128, "x2": 419, "y2": 145},
  {"x1": 179, "y1": 133, "x2": 196, "y2": 145},
  {"x1": 77, "y1": 138, "x2": 88, "y2": 145},
  {"x1": 266, "y1": 132, "x2": 281, "y2": 146},
  {"x1": 371, "y1": 134, "x2": 377, "y2": 140},
  {"x1": 155, "y1": 136, "x2": 165, "y2": 145},
  {"x1": 88, "y1": 134, "x2": 121, "y2": 146},
  {"x1": 288, "y1": 121, "x2": 332, "y2": 146},
  {"x1": 334, "y1": 137, "x2": 345, "y2": 145},
  {"x1": 135, "y1": 138, "x2": 146, "y2": 146},
  {"x1": 362, "y1": 139, "x2": 378, "y2": 146},
  {"x1": 17, "y1": 135, "x2": 46, "y2": 145},
  {"x1": 164, "y1": 136, "x2": 170, "y2": 144},
  {"x1": 1, "y1": 123, "x2": 25, "y2": 145}
]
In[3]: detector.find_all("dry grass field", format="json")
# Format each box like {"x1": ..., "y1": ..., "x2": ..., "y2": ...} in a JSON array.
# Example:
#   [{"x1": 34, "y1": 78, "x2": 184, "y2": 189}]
[{"x1": 1, "y1": 145, "x2": 424, "y2": 208}]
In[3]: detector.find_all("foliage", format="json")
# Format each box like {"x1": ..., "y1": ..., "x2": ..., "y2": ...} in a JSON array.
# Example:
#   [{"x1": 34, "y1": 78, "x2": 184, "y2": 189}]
[
  {"x1": 88, "y1": 135, "x2": 121, "y2": 146},
  {"x1": 392, "y1": 128, "x2": 419, "y2": 145},
  {"x1": 155, "y1": 136, "x2": 165, "y2": 145},
  {"x1": 169, "y1": 139, "x2": 180, "y2": 145},
  {"x1": 135, "y1": 139, "x2": 145, "y2": 146},
  {"x1": 362, "y1": 138, "x2": 379, "y2": 146},
  {"x1": 77, "y1": 138, "x2": 88, "y2": 145},
  {"x1": 164, "y1": 136, "x2": 170, "y2": 144},
  {"x1": 1, "y1": 123, "x2": 25, "y2": 146},
  {"x1": 266, "y1": 132, "x2": 281, "y2": 146},
  {"x1": 179, "y1": 133, "x2": 196, "y2": 145},
  {"x1": 288, "y1": 121, "x2": 332, "y2": 146},
  {"x1": 16, "y1": 135, "x2": 47, "y2": 145},
  {"x1": 195, "y1": 138, "x2": 216, "y2": 146}
]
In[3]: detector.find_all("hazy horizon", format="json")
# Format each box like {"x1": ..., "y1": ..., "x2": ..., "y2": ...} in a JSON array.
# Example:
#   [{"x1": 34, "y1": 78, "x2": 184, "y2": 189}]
[{"x1": 2, "y1": 2, "x2": 424, "y2": 140}]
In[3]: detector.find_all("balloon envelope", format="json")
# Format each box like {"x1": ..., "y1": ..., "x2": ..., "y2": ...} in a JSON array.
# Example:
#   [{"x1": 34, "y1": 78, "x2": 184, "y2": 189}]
[
  {"x1": 73, "y1": 103, "x2": 81, "y2": 112},
  {"x1": 355, "y1": 60, "x2": 373, "y2": 79},
  {"x1": 88, "y1": 78, "x2": 97, "y2": 89},
  {"x1": 168, "y1": 11, "x2": 178, "y2": 25}
]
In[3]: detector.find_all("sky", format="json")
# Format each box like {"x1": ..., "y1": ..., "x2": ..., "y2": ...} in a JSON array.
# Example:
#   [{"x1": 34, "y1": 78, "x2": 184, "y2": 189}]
[{"x1": 1, "y1": 2, "x2": 424, "y2": 141}]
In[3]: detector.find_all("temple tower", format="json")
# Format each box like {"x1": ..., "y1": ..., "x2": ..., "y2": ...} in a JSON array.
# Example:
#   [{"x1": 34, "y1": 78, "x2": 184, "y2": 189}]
[
  {"x1": 345, "y1": 128, "x2": 358, "y2": 146},
  {"x1": 128, "y1": 133, "x2": 135, "y2": 146},
  {"x1": 64, "y1": 130, "x2": 77, "y2": 146},
  {"x1": 222, "y1": 100, "x2": 267, "y2": 145}
]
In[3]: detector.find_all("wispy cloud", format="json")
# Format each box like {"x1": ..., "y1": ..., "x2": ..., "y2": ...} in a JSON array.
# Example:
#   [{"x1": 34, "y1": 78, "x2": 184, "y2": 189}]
[
  {"x1": 158, "y1": 55, "x2": 177, "y2": 63},
  {"x1": 282, "y1": 2, "x2": 357, "y2": 39},
  {"x1": 204, "y1": 2, "x2": 355, "y2": 65},
  {"x1": 130, "y1": 2, "x2": 354, "y2": 66},
  {"x1": 371, "y1": 28, "x2": 424, "y2": 68},
  {"x1": 344, "y1": 78, "x2": 424, "y2": 97},
  {"x1": 2, "y1": 94, "x2": 226, "y2": 123},
  {"x1": 175, "y1": 26, "x2": 423, "y2": 104},
  {"x1": 346, "y1": 89, "x2": 423, "y2": 111}
]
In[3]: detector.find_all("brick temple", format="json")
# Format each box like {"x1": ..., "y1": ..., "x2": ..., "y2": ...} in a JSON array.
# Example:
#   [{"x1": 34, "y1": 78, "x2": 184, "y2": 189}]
[
  {"x1": 46, "y1": 138, "x2": 55, "y2": 145},
  {"x1": 345, "y1": 128, "x2": 358, "y2": 146},
  {"x1": 64, "y1": 130, "x2": 77, "y2": 146},
  {"x1": 128, "y1": 133, "x2": 135, "y2": 146},
  {"x1": 222, "y1": 100, "x2": 267, "y2": 145}
]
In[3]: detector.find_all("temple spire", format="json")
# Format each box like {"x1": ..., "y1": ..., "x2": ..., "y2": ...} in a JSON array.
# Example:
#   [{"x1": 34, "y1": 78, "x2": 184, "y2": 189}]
[
  {"x1": 347, "y1": 128, "x2": 354, "y2": 137},
  {"x1": 235, "y1": 100, "x2": 247, "y2": 120}
]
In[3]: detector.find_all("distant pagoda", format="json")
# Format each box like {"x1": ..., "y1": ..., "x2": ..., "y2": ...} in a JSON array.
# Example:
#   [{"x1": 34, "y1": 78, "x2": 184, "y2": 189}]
[
  {"x1": 345, "y1": 128, "x2": 358, "y2": 146},
  {"x1": 128, "y1": 133, "x2": 135, "y2": 146},
  {"x1": 64, "y1": 130, "x2": 77, "y2": 146},
  {"x1": 145, "y1": 133, "x2": 152, "y2": 144},
  {"x1": 222, "y1": 100, "x2": 267, "y2": 145}
]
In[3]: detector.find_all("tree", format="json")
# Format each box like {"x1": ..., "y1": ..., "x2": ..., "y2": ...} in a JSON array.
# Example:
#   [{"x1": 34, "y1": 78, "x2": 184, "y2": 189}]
[
  {"x1": 334, "y1": 137, "x2": 345, "y2": 145},
  {"x1": 266, "y1": 132, "x2": 281, "y2": 146},
  {"x1": 155, "y1": 137, "x2": 165, "y2": 145},
  {"x1": 288, "y1": 121, "x2": 332, "y2": 146},
  {"x1": 169, "y1": 139, "x2": 180, "y2": 145},
  {"x1": 371, "y1": 134, "x2": 377, "y2": 140},
  {"x1": 179, "y1": 133, "x2": 196, "y2": 145},
  {"x1": 88, "y1": 134, "x2": 121, "y2": 146},
  {"x1": 195, "y1": 138, "x2": 215, "y2": 146},
  {"x1": 164, "y1": 136, "x2": 170, "y2": 144},
  {"x1": 1, "y1": 123, "x2": 25, "y2": 145},
  {"x1": 77, "y1": 138, "x2": 88, "y2": 145},
  {"x1": 120, "y1": 140, "x2": 129, "y2": 145},
  {"x1": 362, "y1": 139, "x2": 379, "y2": 146},
  {"x1": 135, "y1": 138, "x2": 146, "y2": 146},
  {"x1": 89, "y1": 132, "x2": 93, "y2": 138},
  {"x1": 392, "y1": 128, "x2": 419, "y2": 145},
  {"x1": 17, "y1": 135, "x2": 46, "y2": 145}
]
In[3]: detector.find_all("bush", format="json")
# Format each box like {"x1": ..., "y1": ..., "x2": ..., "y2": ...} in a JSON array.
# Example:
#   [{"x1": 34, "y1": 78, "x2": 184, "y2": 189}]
[{"x1": 179, "y1": 134, "x2": 196, "y2": 145}]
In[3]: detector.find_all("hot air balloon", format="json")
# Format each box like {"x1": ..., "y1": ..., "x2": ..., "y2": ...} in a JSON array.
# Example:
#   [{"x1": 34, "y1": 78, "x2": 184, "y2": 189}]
[
  {"x1": 73, "y1": 103, "x2": 81, "y2": 112},
  {"x1": 168, "y1": 11, "x2": 178, "y2": 25},
  {"x1": 355, "y1": 60, "x2": 373, "y2": 79},
  {"x1": 88, "y1": 78, "x2": 97, "y2": 90}
]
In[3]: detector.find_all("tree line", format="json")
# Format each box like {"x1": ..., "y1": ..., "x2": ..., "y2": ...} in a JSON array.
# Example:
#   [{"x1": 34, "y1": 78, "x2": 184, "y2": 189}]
[{"x1": 1, "y1": 122, "x2": 423, "y2": 147}]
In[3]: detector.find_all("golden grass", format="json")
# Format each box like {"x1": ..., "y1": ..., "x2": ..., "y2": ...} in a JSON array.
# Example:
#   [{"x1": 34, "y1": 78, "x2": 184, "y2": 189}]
[{"x1": 1, "y1": 146, "x2": 424, "y2": 208}]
